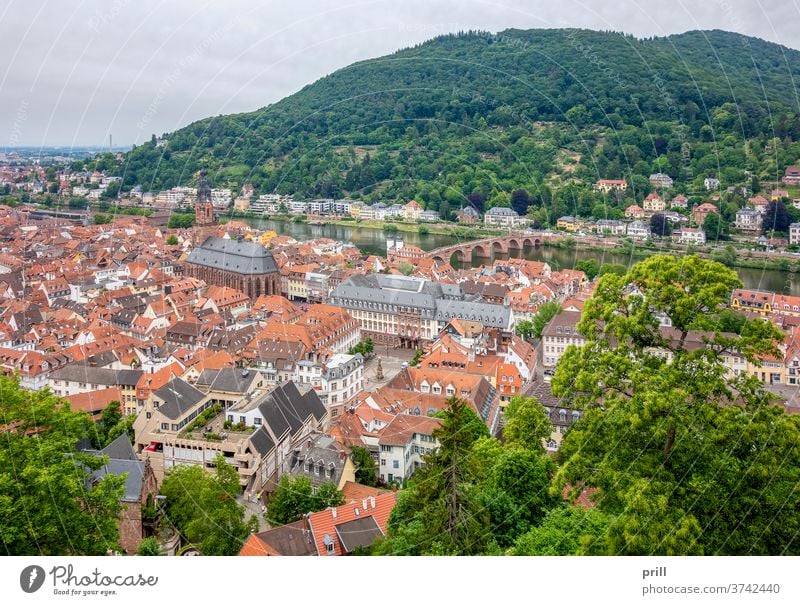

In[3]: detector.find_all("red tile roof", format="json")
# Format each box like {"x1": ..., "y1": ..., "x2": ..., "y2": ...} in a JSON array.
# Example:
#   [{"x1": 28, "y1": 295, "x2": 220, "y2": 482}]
[{"x1": 306, "y1": 491, "x2": 397, "y2": 556}]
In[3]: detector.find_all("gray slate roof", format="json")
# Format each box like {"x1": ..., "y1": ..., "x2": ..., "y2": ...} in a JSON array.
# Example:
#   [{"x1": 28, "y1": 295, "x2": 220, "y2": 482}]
[
  {"x1": 249, "y1": 426, "x2": 276, "y2": 456},
  {"x1": 196, "y1": 368, "x2": 259, "y2": 394},
  {"x1": 49, "y1": 365, "x2": 143, "y2": 387},
  {"x1": 186, "y1": 236, "x2": 278, "y2": 275},
  {"x1": 329, "y1": 274, "x2": 464, "y2": 319},
  {"x1": 435, "y1": 299, "x2": 511, "y2": 329},
  {"x1": 335, "y1": 516, "x2": 383, "y2": 553},
  {"x1": 154, "y1": 378, "x2": 207, "y2": 420},
  {"x1": 101, "y1": 434, "x2": 137, "y2": 461},
  {"x1": 258, "y1": 382, "x2": 326, "y2": 440},
  {"x1": 83, "y1": 435, "x2": 145, "y2": 502},
  {"x1": 91, "y1": 459, "x2": 146, "y2": 502}
]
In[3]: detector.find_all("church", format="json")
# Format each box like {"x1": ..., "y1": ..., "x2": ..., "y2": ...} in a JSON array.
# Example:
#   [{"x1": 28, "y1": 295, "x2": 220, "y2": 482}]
[{"x1": 186, "y1": 236, "x2": 281, "y2": 299}]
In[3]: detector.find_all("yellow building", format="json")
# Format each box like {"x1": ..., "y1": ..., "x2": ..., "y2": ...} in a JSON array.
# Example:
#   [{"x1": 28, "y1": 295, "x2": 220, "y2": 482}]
[
  {"x1": 259, "y1": 230, "x2": 278, "y2": 246},
  {"x1": 556, "y1": 216, "x2": 584, "y2": 232}
]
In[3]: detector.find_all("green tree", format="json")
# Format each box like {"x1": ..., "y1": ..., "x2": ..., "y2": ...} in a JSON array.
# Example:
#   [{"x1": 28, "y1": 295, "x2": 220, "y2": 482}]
[
  {"x1": 531, "y1": 301, "x2": 563, "y2": 339},
  {"x1": 514, "y1": 319, "x2": 534, "y2": 340},
  {"x1": 91, "y1": 400, "x2": 123, "y2": 448},
  {"x1": 599, "y1": 263, "x2": 628, "y2": 277},
  {"x1": 0, "y1": 376, "x2": 125, "y2": 554},
  {"x1": 703, "y1": 211, "x2": 728, "y2": 241},
  {"x1": 575, "y1": 259, "x2": 600, "y2": 280},
  {"x1": 649, "y1": 213, "x2": 671, "y2": 237},
  {"x1": 166, "y1": 234, "x2": 179, "y2": 245},
  {"x1": 136, "y1": 536, "x2": 161, "y2": 556},
  {"x1": 348, "y1": 338, "x2": 374, "y2": 356},
  {"x1": 502, "y1": 394, "x2": 553, "y2": 452},
  {"x1": 552, "y1": 255, "x2": 798, "y2": 555},
  {"x1": 398, "y1": 261, "x2": 414, "y2": 275},
  {"x1": 160, "y1": 456, "x2": 257, "y2": 555},
  {"x1": 351, "y1": 446, "x2": 378, "y2": 487},
  {"x1": 762, "y1": 200, "x2": 790, "y2": 234},
  {"x1": 267, "y1": 475, "x2": 343, "y2": 525},
  {"x1": 379, "y1": 398, "x2": 490, "y2": 555},
  {"x1": 167, "y1": 213, "x2": 194, "y2": 229},
  {"x1": 510, "y1": 506, "x2": 610, "y2": 555},
  {"x1": 314, "y1": 481, "x2": 345, "y2": 510}
]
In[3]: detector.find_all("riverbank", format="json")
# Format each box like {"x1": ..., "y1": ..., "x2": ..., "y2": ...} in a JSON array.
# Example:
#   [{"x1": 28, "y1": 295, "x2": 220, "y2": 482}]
[
  {"x1": 542, "y1": 237, "x2": 800, "y2": 274},
  {"x1": 228, "y1": 211, "x2": 503, "y2": 240}
]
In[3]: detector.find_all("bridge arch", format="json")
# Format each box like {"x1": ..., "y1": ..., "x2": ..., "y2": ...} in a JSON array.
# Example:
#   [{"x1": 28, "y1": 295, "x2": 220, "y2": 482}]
[
  {"x1": 492, "y1": 241, "x2": 504, "y2": 255},
  {"x1": 472, "y1": 244, "x2": 489, "y2": 259}
]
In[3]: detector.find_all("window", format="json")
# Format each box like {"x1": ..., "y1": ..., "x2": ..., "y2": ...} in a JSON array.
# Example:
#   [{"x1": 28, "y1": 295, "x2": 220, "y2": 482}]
[
  {"x1": 393, "y1": 460, "x2": 400, "y2": 469},
  {"x1": 254, "y1": 417, "x2": 261, "y2": 425}
]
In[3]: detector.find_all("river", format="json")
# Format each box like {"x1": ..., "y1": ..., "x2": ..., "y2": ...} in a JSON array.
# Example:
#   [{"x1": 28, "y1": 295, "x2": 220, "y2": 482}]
[{"x1": 246, "y1": 218, "x2": 800, "y2": 296}]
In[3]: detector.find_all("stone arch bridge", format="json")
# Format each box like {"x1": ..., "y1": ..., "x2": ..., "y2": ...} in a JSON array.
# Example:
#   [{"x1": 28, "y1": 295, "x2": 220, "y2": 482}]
[{"x1": 425, "y1": 232, "x2": 555, "y2": 264}]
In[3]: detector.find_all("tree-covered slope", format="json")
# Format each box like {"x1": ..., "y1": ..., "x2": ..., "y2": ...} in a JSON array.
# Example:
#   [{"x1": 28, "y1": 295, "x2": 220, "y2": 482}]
[{"x1": 119, "y1": 28, "x2": 800, "y2": 217}]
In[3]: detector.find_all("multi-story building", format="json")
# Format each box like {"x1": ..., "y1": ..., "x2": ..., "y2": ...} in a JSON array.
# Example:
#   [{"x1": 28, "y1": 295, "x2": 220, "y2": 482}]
[
  {"x1": 649, "y1": 172, "x2": 674, "y2": 189},
  {"x1": 377, "y1": 414, "x2": 441, "y2": 486},
  {"x1": 782, "y1": 165, "x2": 800, "y2": 185},
  {"x1": 626, "y1": 220, "x2": 650, "y2": 241},
  {"x1": 308, "y1": 199, "x2": 333, "y2": 214},
  {"x1": 673, "y1": 227, "x2": 706, "y2": 246},
  {"x1": 542, "y1": 311, "x2": 585, "y2": 368},
  {"x1": 594, "y1": 179, "x2": 627, "y2": 192},
  {"x1": 625, "y1": 204, "x2": 644, "y2": 219},
  {"x1": 329, "y1": 274, "x2": 513, "y2": 348},
  {"x1": 288, "y1": 200, "x2": 308, "y2": 214},
  {"x1": 594, "y1": 219, "x2": 626, "y2": 235},
  {"x1": 790, "y1": 223, "x2": 800, "y2": 245},
  {"x1": 731, "y1": 289, "x2": 800, "y2": 318},
  {"x1": 320, "y1": 353, "x2": 364, "y2": 417},
  {"x1": 135, "y1": 380, "x2": 327, "y2": 493},
  {"x1": 643, "y1": 192, "x2": 666, "y2": 214},
  {"x1": 484, "y1": 206, "x2": 528, "y2": 228},
  {"x1": 48, "y1": 365, "x2": 143, "y2": 415},
  {"x1": 210, "y1": 188, "x2": 232, "y2": 209},
  {"x1": 556, "y1": 216, "x2": 584, "y2": 232},
  {"x1": 736, "y1": 209, "x2": 763, "y2": 232},
  {"x1": 692, "y1": 203, "x2": 718, "y2": 226}
]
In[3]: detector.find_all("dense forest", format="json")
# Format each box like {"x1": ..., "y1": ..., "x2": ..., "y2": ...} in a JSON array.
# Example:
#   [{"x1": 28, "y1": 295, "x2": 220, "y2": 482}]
[{"x1": 118, "y1": 29, "x2": 800, "y2": 221}]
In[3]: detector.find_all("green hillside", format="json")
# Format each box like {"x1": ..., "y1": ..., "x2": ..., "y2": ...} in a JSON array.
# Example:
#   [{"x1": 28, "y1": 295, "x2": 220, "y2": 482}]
[{"x1": 118, "y1": 28, "x2": 800, "y2": 222}]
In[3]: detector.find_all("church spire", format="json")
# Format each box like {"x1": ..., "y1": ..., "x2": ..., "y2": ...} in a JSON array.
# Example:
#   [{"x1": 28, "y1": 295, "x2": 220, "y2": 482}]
[{"x1": 195, "y1": 168, "x2": 214, "y2": 226}]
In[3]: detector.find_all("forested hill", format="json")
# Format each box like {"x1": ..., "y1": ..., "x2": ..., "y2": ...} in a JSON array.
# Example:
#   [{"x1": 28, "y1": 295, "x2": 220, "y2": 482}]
[{"x1": 118, "y1": 28, "x2": 800, "y2": 216}]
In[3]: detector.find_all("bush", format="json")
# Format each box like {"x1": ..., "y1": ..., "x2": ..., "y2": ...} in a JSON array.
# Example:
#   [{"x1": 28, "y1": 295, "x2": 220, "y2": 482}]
[{"x1": 137, "y1": 537, "x2": 161, "y2": 556}]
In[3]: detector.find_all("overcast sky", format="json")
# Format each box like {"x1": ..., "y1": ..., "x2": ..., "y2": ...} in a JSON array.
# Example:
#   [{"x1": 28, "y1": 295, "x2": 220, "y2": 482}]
[{"x1": 1, "y1": 0, "x2": 798, "y2": 148}]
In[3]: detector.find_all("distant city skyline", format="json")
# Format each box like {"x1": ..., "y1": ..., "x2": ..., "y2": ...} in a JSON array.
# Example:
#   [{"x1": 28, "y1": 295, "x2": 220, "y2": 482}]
[{"x1": 1, "y1": 0, "x2": 797, "y2": 147}]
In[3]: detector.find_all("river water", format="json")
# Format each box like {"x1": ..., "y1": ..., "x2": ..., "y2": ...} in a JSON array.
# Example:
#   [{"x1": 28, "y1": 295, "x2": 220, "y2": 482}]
[{"x1": 247, "y1": 218, "x2": 800, "y2": 296}]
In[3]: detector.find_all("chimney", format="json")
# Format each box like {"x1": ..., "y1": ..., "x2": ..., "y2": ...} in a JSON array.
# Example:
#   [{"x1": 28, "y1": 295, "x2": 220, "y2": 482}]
[
  {"x1": 331, "y1": 508, "x2": 337, "y2": 519},
  {"x1": 339, "y1": 450, "x2": 345, "y2": 461},
  {"x1": 306, "y1": 439, "x2": 312, "y2": 449}
]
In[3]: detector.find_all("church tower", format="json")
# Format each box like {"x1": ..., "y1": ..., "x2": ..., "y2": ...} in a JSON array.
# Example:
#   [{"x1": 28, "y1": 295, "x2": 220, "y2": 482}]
[{"x1": 195, "y1": 169, "x2": 214, "y2": 226}]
